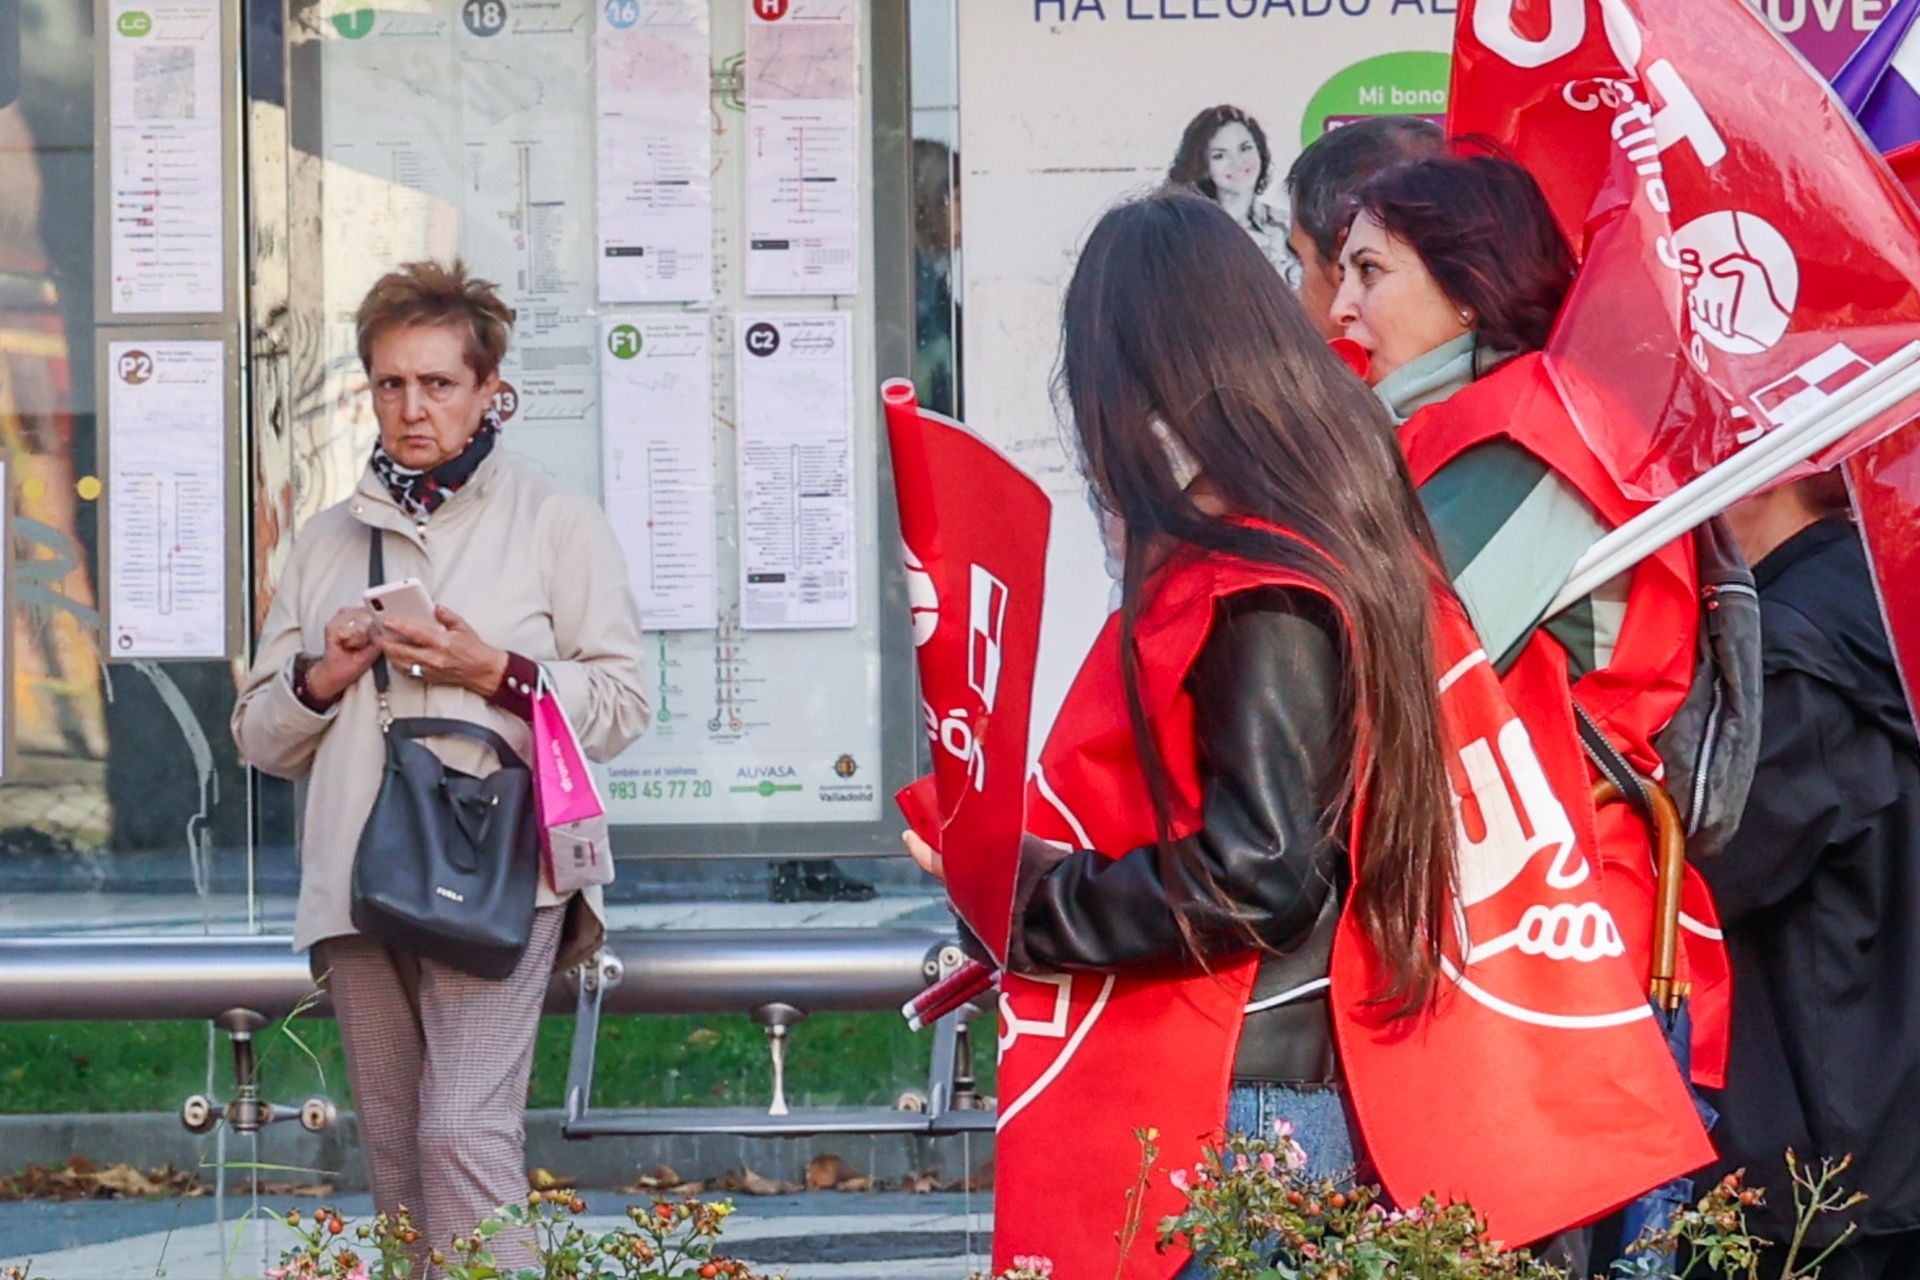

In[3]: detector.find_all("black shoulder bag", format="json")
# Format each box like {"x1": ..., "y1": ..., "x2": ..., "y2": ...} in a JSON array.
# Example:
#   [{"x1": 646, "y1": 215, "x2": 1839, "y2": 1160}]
[
  {"x1": 349, "y1": 528, "x2": 538, "y2": 980},
  {"x1": 1574, "y1": 514, "x2": 1763, "y2": 859}
]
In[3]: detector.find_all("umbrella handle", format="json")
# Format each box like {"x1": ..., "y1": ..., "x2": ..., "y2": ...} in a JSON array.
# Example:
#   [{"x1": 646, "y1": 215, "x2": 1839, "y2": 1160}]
[{"x1": 1592, "y1": 777, "x2": 1690, "y2": 1013}]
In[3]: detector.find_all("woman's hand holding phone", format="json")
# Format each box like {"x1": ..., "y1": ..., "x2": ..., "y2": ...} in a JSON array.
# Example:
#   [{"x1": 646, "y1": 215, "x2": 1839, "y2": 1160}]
[{"x1": 374, "y1": 604, "x2": 510, "y2": 697}]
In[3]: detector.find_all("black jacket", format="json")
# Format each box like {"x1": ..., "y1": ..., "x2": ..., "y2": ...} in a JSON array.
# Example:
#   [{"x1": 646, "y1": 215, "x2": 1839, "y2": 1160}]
[
  {"x1": 1700, "y1": 518, "x2": 1920, "y2": 1240},
  {"x1": 1009, "y1": 587, "x2": 1351, "y2": 1084}
]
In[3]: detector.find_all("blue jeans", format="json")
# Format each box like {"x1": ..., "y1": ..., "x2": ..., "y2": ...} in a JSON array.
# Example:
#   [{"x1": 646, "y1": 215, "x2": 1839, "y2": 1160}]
[
  {"x1": 1172, "y1": 1083, "x2": 1358, "y2": 1278},
  {"x1": 1224, "y1": 1081, "x2": 1358, "y2": 1182}
]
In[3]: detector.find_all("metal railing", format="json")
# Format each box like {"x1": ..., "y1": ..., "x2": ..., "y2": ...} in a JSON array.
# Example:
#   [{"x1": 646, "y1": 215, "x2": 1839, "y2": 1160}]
[
  {"x1": 0, "y1": 928, "x2": 996, "y2": 1140},
  {"x1": 0, "y1": 928, "x2": 946, "y2": 1021}
]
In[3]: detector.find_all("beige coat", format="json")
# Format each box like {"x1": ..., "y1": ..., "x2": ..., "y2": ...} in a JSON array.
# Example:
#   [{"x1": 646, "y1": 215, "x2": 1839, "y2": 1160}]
[{"x1": 233, "y1": 452, "x2": 651, "y2": 970}]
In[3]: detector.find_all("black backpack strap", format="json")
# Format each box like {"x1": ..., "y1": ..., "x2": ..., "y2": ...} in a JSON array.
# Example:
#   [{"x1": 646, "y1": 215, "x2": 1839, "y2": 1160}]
[{"x1": 1574, "y1": 699, "x2": 1655, "y2": 828}]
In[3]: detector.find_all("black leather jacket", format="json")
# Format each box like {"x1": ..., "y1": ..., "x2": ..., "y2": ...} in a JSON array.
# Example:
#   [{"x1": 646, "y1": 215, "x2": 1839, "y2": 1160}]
[{"x1": 1009, "y1": 587, "x2": 1351, "y2": 1083}]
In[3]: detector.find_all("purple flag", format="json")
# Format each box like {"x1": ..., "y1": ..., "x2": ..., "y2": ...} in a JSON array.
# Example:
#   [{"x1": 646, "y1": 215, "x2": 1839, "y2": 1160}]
[{"x1": 1834, "y1": 0, "x2": 1920, "y2": 151}]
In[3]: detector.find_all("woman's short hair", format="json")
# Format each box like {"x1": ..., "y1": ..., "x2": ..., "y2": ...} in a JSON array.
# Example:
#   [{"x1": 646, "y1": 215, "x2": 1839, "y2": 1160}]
[
  {"x1": 355, "y1": 259, "x2": 516, "y2": 383},
  {"x1": 1167, "y1": 104, "x2": 1273, "y2": 199},
  {"x1": 1345, "y1": 151, "x2": 1576, "y2": 356}
]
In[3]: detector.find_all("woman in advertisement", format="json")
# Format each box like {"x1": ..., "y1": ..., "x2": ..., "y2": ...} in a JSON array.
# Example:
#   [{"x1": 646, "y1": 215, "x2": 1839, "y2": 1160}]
[{"x1": 1166, "y1": 104, "x2": 1293, "y2": 279}]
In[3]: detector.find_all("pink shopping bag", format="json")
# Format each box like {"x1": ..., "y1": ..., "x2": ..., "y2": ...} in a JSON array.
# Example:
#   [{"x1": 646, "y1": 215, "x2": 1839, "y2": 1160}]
[{"x1": 532, "y1": 671, "x2": 614, "y2": 893}]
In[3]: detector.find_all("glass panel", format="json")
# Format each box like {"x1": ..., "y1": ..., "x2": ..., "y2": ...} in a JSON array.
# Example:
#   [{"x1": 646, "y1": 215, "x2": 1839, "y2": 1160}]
[
  {"x1": 276, "y1": 0, "x2": 932, "y2": 914},
  {"x1": 0, "y1": 0, "x2": 257, "y2": 939},
  {"x1": 910, "y1": 0, "x2": 958, "y2": 419},
  {"x1": 266, "y1": 0, "x2": 943, "y2": 1112}
]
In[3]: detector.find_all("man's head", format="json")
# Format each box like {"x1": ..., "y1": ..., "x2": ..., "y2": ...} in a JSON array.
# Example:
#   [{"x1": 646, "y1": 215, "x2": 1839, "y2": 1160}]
[{"x1": 1284, "y1": 117, "x2": 1444, "y2": 338}]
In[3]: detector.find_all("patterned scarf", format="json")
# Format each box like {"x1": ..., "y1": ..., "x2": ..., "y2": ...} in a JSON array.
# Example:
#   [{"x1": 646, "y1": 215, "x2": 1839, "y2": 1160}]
[{"x1": 369, "y1": 412, "x2": 502, "y2": 520}]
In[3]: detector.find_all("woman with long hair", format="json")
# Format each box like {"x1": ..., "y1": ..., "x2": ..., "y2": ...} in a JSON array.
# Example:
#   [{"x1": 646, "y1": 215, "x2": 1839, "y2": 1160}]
[
  {"x1": 902, "y1": 185, "x2": 1705, "y2": 1277},
  {"x1": 1167, "y1": 104, "x2": 1293, "y2": 279}
]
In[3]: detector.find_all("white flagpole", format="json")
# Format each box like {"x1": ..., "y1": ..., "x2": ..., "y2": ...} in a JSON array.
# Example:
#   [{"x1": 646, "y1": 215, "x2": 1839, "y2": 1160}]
[{"x1": 1546, "y1": 342, "x2": 1920, "y2": 615}]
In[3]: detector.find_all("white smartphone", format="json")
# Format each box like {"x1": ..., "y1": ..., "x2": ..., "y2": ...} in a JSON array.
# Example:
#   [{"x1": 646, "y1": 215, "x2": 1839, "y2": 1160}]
[{"x1": 363, "y1": 578, "x2": 437, "y2": 627}]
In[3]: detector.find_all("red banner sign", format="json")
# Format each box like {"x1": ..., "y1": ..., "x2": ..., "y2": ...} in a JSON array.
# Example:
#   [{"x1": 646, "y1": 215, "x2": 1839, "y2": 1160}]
[
  {"x1": 882, "y1": 379, "x2": 1049, "y2": 965},
  {"x1": 1449, "y1": 0, "x2": 1920, "y2": 499}
]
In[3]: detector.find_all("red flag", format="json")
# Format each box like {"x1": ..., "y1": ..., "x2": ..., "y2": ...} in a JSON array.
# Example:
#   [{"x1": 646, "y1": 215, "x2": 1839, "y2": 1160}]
[
  {"x1": 882, "y1": 379, "x2": 1049, "y2": 965},
  {"x1": 1848, "y1": 145, "x2": 1920, "y2": 742},
  {"x1": 1448, "y1": 0, "x2": 1920, "y2": 499}
]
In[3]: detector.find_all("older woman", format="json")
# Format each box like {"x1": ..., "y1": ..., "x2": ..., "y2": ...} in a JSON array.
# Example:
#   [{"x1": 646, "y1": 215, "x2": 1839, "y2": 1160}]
[{"x1": 232, "y1": 260, "x2": 649, "y2": 1270}]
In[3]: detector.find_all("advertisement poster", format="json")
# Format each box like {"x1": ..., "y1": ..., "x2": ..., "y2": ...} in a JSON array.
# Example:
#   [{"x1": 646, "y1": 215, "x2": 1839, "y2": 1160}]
[
  {"x1": 1764, "y1": 0, "x2": 1892, "y2": 75},
  {"x1": 957, "y1": 2, "x2": 1455, "y2": 737}
]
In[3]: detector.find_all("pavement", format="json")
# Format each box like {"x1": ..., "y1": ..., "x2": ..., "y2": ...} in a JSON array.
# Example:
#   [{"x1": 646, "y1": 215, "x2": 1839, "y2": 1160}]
[{"x1": 0, "y1": 1192, "x2": 995, "y2": 1279}]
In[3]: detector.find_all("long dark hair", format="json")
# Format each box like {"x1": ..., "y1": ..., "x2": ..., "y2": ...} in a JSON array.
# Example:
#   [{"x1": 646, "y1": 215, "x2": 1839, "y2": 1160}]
[
  {"x1": 1168, "y1": 105, "x2": 1273, "y2": 208},
  {"x1": 1346, "y1": 152, "x2": 1576, "y2": 357},
  {"x1": 1060, "y1": 190, "x2": 1458, "y2": 1013}
]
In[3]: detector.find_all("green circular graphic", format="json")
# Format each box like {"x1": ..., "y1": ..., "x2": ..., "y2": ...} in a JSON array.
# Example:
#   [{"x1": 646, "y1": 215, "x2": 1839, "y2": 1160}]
[
  {"x1": 1300, "y1": 52, "x2": 1451, "y2": 145},
  {"x1": 116, "y1": 10, "x2": 154, "y2": 36},
  {"x1": 332, "y1": 8, "x2": 375, "y2": 38},
  {"x1": 607, "y1": 324, "x2": 644, "y2": 360}
]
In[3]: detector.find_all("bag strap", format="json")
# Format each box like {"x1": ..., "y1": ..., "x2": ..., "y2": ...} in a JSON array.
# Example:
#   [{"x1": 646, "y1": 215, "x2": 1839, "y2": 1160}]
[
  {"x1": 1573, "y1": 699, "x2": 1655, "y2": 829},
  {"x1": 387, "y1": 715, "x2": 529, "y2": 770},
  {"x1": 368, "y1": 527, "x2": 394, "y2": 723}
]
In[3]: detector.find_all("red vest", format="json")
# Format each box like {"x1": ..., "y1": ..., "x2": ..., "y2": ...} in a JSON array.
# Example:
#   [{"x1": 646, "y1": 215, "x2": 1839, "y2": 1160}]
[
  {"x1": 1398, "y1": 352, "x2": 1730, "y2": 1086},
  {"x1": 992, "y1": 529, "x2": 1711, "y2": 1276}
]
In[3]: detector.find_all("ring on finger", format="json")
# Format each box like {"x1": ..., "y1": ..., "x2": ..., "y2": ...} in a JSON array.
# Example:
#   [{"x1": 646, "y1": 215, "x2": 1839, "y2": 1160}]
[{"x1": 409, "y1": 663, "x2": 423, "y2": 679}]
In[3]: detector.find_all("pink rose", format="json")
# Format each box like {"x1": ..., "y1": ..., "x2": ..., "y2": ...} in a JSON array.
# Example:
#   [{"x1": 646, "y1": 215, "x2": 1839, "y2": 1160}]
[
  {"x1": 1272, "y1": 1118, "x2": 1295, "y2": 1140},
  {"x1": 1258, "y1": 1152, "x2": 1277, "y2": 1173},
  {"x1": 1169, "y1": 1169, "x2": 1190, "y2": 1192}
]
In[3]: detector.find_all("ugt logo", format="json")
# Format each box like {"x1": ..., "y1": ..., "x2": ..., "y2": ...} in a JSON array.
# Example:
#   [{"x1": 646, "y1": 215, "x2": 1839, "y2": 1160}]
[{"x1": 1439, "y1": 651, "x2": 1647, "y2": 1030}]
